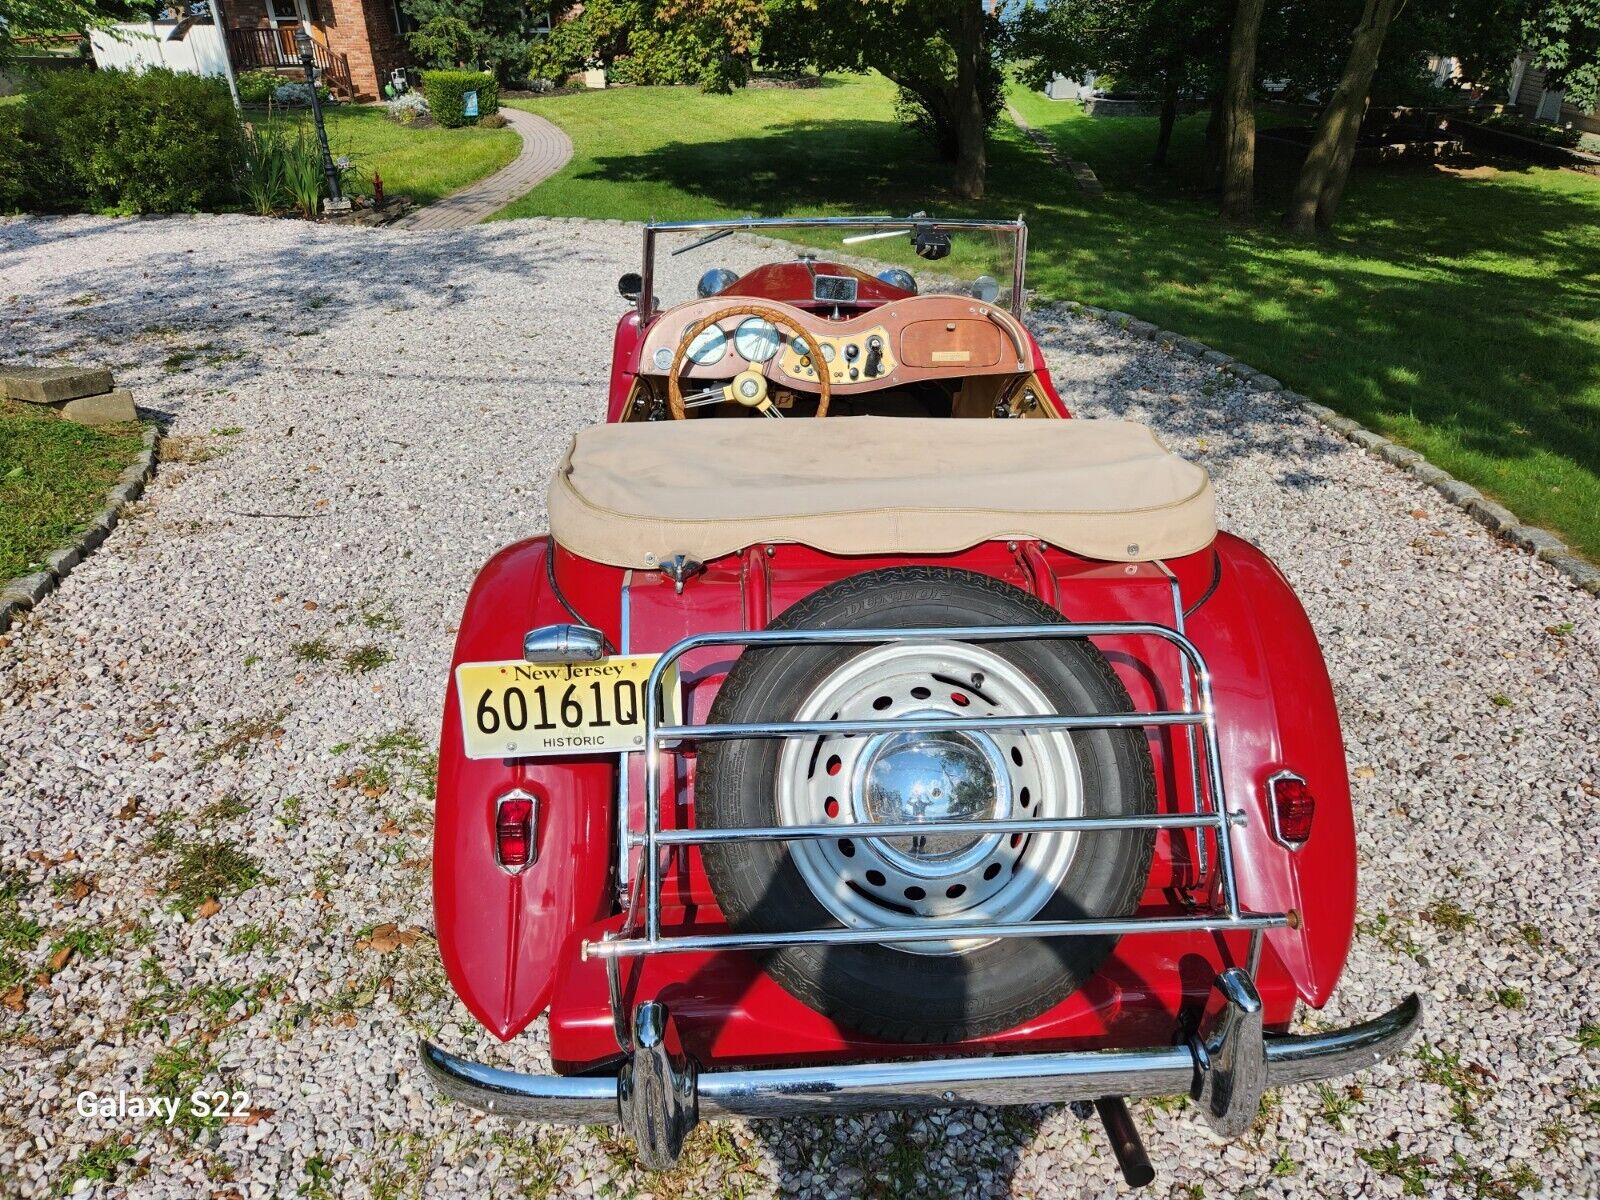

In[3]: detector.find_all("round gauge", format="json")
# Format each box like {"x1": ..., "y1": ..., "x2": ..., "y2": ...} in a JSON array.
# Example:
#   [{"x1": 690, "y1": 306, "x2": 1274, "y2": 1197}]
[
  {"x1": 734, "y1": 318, "x2": 782, "y2": 364},
  {"x1": 652, "y1": 347, "x2": 673, "y2": 371},
  {"x1": 819, "y1": 343, "x2": 837, "y2": 364},
  {"x1": 685, "y1": 325, "x2": 727, "y2": 367}
]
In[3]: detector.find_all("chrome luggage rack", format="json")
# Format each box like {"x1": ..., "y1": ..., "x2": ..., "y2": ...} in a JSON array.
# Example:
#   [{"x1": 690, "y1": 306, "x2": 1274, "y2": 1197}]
[
  {"x1": 421, "y1": 618, "x2": 1424, "y2": 1180},
  {"x1": 586, "y1": 620, "x2": 1292, "y2": 965}
]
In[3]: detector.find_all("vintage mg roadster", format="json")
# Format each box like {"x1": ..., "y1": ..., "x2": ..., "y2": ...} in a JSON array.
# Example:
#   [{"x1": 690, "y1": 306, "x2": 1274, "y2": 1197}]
[{"x1": 421, "y1": 217, "x2": 1420, "y2": 1183}]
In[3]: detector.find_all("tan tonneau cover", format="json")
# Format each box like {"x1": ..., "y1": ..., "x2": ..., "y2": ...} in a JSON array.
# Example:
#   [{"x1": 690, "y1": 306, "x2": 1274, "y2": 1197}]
[{"x1": 548, "y1": 416, "x2": 1215, "y2": 568}]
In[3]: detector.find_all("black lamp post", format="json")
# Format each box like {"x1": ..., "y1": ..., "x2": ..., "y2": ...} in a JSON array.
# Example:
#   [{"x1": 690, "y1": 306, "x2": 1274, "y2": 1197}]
[{"x1": 295, "y1": 27, "x2": 350, "y2": 214}]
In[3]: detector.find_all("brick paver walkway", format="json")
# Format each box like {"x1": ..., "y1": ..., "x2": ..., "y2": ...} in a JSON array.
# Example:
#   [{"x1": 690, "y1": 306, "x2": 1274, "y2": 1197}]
[{"x1": 396, "y1": 107, "x2": 573, "y2": 230}]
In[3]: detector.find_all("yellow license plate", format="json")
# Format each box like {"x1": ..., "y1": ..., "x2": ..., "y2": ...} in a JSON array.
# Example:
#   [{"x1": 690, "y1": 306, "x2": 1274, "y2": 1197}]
[{"x1": 455, "y1": 655, "x2": 679, "y2": 760}]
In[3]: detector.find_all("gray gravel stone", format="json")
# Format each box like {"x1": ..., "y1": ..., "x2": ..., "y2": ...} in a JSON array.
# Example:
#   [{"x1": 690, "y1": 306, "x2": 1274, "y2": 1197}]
[
  {"x1": 1435, "y1": 478, "x2": 1484, "y2": 505},
  {"x1": 1374, "y1": 441, "x2": 1422, "y2": 467},
  {"x1": 2, "y1": 570, "x2": 54, "y2": 604},
  {"x1": 44, "y1": 546, "x2": 82, "y2": 577},
  {"x1": 1464, "y1": 495, "x2": 1519, "y2": 534},
  {"x1": 1545, "y1": 553, "x2": 1600, "y2": 594},
  {"x1": 2, "y1": 215, "x2": 1596, "y2": 1200},
  {"x1": 1349, "y1": 428, "x2": 1389, "y2": 451},
  {"x1": 1506, "y1": 526, "x2": 1567, "y2": 558}
]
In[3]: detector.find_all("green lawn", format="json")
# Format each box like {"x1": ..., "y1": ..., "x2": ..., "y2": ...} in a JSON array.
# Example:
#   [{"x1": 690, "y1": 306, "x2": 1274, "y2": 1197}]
[
  {"x1": 503, "y1": 75, "x2": 1600, "y2": 561},
  {"x1": 250, "y1": 104, "x2": 520, "y2": 207},
  {"x1": 0, "y1": 399, "x2": 146, "y2": 581}
]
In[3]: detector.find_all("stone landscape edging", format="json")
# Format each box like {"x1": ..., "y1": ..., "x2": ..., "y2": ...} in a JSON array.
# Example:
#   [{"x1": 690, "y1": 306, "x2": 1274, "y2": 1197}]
[
  {"x1": 0, "y1": 420, "x2": 161, "y2": 635},
  {"x1": 1037, "y1": 299, "x2": 1600, "y2": 597}
]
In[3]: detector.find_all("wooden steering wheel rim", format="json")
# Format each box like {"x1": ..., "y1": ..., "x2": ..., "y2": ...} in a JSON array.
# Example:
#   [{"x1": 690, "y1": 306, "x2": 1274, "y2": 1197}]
[{"x1": 667, "y1": 303, "x2": 832, "y2": 420}]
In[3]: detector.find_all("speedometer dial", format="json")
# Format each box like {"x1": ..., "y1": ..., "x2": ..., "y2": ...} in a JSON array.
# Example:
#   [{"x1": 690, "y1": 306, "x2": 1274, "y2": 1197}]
[
  {"x1": 734, "y1": 318, "x2": 782, "y2": 364},
  {"x1": 685, "y1": 326, "x2": 727, "y2": 367}
]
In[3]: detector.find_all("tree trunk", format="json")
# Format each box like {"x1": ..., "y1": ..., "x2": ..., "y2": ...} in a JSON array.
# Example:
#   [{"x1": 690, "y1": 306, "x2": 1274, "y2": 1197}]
[
  {"x1": 1158, "y1": 56, "x2": 1184, "y2": 167},
  {"x1": 950, "y1": 0, "x2": 988, "y2": 200},
  {"x1": 1202, "y1": 90, "x2": 1226, "y2": 188},
  {"x1": 1218, "y1": 0, "x2": 1266, "y2": 223},
  {"x1": 1285, "y1": 0, "x2": 1404, "y2": 234}
]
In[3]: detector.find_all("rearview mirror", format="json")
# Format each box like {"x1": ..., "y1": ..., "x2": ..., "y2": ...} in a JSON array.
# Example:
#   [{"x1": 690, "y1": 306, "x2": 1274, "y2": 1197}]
[
  {"x1": 617, "y1": 272, "x2": 643, "y2": 300},
  {"x1": 971, "y1": 275, "x2": 1000, "y2": 303}
]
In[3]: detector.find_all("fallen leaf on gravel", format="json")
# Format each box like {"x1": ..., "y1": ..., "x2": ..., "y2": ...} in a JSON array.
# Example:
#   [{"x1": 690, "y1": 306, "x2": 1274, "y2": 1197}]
[
  {"x1": 196, "y1": 898, "x2": 222, "y2": 918},
  {"x1": 1409, "y1": 509, "x2": 1429, "y2": 518},
  {"x1": 149, "y1": 751, "x2": 166, "y2": 762},
  {"x1": 69, "y1": 879, "x2": 91, "y2": 901},
  {"x1": 50, "y1": 946, "x2": 74, "y2": 972},
  {"x1": 1353, "y1": 766, "x2": 1376, "y2": 779},
  {"x1": 303, "y1": 601, "x2": 318, "y2": 611},
  {"x1": 360, "y1": 924, "x2": 421, "y2": 953},
  {"x1": 400, "y1": 857, "x2": 429, "y2": 870},
  {"x1": 376, "y1": 818, "x2": 401, "y2": 836},
  {"x1": 1, "y1": 985, "x2": 24, "y2": 1011},
  {"x1": 117, "y1": 798, "x2": 140, "y2": 819},
  {"x1": 224, "y1": 1107, "x2": 276, "y2": 1126}
]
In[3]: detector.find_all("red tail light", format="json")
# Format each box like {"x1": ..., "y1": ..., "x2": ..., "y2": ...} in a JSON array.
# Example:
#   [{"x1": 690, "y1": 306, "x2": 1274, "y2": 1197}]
[
  {"x1": 495, "y1": 791, "x2": 538, "y2": 873},
  {"x1": 1268, "y1": 772, "x2": 1315, "y2": 848}
]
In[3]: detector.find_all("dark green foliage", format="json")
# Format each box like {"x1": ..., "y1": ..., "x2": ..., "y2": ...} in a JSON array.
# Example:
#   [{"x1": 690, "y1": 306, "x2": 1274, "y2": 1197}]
[
  {"x1": 401, "y1": 0, "x2": 537, "y2": 78},
  {"x1": 5, "y1": 68, "x2": 244, "y2": 214},
  {"x1": 421, "y1": 68, "x2": 498, "y2": 126},
  {"x1": 0, "y1": 107, "x2": 24, "y2": 214},
  {"x1": 1478, "y1": 110, "x2": 1585, "y2": 148},
  {"x1": 237, "y1": 68, "x2": 282, "y2": 106},
  {"x1": 525, "y1": 0, "x2": 756, "y2": 92}
]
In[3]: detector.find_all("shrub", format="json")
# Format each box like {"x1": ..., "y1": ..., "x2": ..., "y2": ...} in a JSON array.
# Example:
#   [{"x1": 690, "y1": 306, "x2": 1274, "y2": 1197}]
[
  {"x1": 420, "y1": 69, "x2": 497, "y2": 128},
  {"x1": 11, "y1": 68, "x2": 244, "y2": 214},
  {"x1": 237, "y1": 69, "x2": 282, "y2": 106},
  {"x1": 272, "y1": 80, "x2": 332, "y2": 107},
  {"x1": 478, "y1": 111, "x2": 507, "y2": 129},
  {"x1": 1478, "y1": 111, "x2": 1583, "y2": 149},
  {"x1": 385, "y1": 92, "x2": 430, "y2": 124},
  {"x1": 0, "y1": 107, "x2": 23, "y2": 214}
]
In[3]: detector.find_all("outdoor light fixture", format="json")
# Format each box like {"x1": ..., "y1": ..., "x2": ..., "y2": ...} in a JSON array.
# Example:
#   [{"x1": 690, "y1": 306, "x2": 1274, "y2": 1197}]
[{"x1": 296, "y1": 28, "x2": 351, "y2": 215}]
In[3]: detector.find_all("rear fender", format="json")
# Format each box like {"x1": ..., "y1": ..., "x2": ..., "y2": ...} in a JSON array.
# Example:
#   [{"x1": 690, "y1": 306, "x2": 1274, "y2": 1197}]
[
  {"x1": 434, "y1": 538, "x2": 622, "y2": 1041},
  {"x1": 1189, "y1": 534, "x2": 1357, "y2": 1007}
]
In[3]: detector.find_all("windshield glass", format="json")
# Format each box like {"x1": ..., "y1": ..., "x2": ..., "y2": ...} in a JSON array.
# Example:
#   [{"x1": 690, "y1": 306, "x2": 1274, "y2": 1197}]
[{"x1": 643, "y1": 218, "x2": 1024, "y2": 316}]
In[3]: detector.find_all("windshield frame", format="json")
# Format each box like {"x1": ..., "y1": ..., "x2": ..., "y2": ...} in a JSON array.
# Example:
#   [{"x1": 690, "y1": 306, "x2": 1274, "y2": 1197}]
[{"x1": 638, "y1": 216, "x2": 1028, "y2": 323}]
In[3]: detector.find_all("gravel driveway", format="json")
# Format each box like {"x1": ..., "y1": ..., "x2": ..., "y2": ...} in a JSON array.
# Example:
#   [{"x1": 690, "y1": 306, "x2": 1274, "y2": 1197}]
[{"x1": 1, "y1": 214, "x2": 1596, "y2": 1200}]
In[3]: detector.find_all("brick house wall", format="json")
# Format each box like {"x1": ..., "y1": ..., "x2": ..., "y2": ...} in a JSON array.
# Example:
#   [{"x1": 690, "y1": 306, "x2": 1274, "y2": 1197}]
[{"x1": 221, "y1": 0, "x2": 409, "y2": 101}]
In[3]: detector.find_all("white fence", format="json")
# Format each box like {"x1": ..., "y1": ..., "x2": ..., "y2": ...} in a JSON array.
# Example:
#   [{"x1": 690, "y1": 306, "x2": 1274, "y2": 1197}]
[{"x1": 89, "y1": 21, "x2": 229, "y2": 80}]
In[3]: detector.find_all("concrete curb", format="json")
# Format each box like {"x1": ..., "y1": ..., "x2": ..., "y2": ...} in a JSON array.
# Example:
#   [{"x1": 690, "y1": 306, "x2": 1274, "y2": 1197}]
[
  {"x1": 0, "y1": 420, "x2": 162, "y2": 634},
  {"x1": 1035, "y1": 300, "x2": 1600, "y2": 597}
]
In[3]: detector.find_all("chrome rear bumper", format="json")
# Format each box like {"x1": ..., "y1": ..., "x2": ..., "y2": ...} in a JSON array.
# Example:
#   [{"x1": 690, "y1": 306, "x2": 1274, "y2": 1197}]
[{"x1": 419, "y1": 991, "x2": 1421, "y2": 1126}]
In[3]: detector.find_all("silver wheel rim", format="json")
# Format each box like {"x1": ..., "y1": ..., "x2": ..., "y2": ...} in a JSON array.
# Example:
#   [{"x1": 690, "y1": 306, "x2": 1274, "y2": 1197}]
[{"x1": 775, "y1": 641, "x2": 1083, "y2": 955}]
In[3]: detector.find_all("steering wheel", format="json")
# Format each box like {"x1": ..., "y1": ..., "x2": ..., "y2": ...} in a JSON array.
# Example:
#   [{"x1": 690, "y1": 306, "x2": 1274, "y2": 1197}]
[{"x1": 667, "y1": 303, "x2": 832, "y2": 420}]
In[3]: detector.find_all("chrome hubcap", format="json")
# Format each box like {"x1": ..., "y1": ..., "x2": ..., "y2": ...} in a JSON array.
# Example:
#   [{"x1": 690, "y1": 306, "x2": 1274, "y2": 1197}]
[{"x1": 776, "y1": 642, "x2": 1083, "y2": 955}]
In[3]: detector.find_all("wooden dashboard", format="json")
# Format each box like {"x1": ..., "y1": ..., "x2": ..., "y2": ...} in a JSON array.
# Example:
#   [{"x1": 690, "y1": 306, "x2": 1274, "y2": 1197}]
[{"x1": 635, "y1": 294, "x2": 1032, "y2": 394}]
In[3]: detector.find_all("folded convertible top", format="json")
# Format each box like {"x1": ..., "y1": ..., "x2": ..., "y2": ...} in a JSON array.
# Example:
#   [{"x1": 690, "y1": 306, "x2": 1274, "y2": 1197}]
[{"x1": 548, "y1": 416, "x2": 1215, "y2": 568}]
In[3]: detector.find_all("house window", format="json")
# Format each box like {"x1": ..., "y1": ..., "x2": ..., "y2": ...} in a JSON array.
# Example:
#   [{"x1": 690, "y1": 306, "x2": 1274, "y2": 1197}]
[{"x1": 531, "y1": 9, "x2": 552, "y2": 35}]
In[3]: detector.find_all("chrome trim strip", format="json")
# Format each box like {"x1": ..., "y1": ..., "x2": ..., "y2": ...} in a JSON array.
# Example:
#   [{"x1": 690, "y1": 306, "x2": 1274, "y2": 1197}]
[
  {"x1": 418, "y1": 993, "x2": 1421, "y2": 1124},
  {"x1": 1155, "y1": 559, "x2": 1209, "y2": 881},
  {"x1": 585, "y1": 913, "x2": 1287, "y2": 959},
  {"x1": 656, "y1": 709, "x2": 1201, "y2": 741},
  {"x1": 643, "y1": 812, "x2": 1222, "y2": 845}
]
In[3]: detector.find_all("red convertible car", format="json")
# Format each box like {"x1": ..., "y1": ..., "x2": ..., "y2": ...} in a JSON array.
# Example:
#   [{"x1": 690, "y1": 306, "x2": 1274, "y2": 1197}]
[{"x1": 421, "y1": 217, "x2": 1420, "y2": 1184}]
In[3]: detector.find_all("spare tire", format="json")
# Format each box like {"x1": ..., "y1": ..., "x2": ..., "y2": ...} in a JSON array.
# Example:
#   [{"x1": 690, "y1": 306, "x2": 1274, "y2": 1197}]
[{"x1": 697, "y1": 567, "x2": 1157, "y2": 1043}]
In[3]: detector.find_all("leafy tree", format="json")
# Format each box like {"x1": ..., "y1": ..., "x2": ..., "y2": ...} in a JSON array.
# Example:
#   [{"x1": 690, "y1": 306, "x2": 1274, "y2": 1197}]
[
  {"x1": 1521, "y1": 0, "x2": 1600, "y2": 111},
  {"x1": 764, "y1": 0, "x2": 1006, "y2": 199},
  {"x1": 400, "y1": 0, "x2": 541, "y2": 78},
  {"x1": 1285, "y1": 0, "x2": 1405, "y2": 233},
  {"x1": 0, "y1": 0, "x2": 153, "y2": 64},
  {"x1": 526, "y1": 0, "x2": 762, "y2": 92},
  {"x1": 1217, "y1": 0, "x2": 1267, "y2": 221},
  {"x1": 1011, "y1": 0, "x2": 1230, "y2": 165}
]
